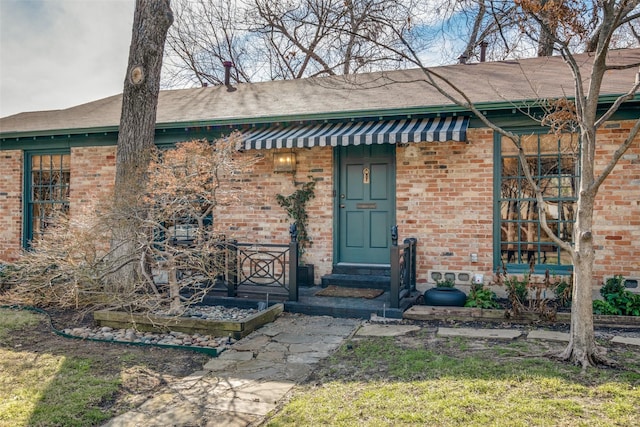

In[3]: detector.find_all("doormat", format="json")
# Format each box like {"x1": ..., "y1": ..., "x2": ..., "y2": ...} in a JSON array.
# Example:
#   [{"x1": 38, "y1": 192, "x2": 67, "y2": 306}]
[{"x1": 315, "y1": 285, "x2": 384, "y2": 299}]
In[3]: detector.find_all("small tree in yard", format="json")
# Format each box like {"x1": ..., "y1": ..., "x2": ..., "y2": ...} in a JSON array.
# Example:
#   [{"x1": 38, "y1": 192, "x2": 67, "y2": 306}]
[
  {"x1": 2, "y1": 134, "x2": 256, "y2": 316},
  {"x1": 360, "y1": 1, "x2": 640, "y2": 367},
  {"x1": 139, "y1": 133, "x2": 256, "y2": 313}
]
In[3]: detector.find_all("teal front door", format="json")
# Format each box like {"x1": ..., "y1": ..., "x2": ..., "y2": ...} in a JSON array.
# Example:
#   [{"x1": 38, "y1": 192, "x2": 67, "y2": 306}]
[{"x1": 337, "y1": 144, "x2": 395, "y2": 264}]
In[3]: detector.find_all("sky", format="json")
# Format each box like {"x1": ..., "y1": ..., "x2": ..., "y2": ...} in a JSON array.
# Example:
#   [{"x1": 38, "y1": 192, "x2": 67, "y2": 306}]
[{"x1": 0, "y1": 0, "x2": 135, "y2": 118}]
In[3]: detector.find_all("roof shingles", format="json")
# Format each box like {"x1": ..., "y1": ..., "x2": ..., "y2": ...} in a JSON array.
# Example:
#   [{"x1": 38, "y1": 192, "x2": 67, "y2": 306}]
[{"x1": 1, "y1": 48, "x2": 639, "y2": 136}]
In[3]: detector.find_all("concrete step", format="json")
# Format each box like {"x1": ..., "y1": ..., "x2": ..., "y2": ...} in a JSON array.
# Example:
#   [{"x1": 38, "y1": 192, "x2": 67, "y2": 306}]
[
  {"x1": 320, "y1": 273, "x2": 390, "y2": 290},
  {"x1": 331, "y1": 264, "x2": 390, "y2": 276}
]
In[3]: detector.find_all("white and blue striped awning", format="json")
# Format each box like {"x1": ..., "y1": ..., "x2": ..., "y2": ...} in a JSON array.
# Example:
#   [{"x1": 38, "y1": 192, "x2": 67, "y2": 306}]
[{"x1": 240, "y1": 116, "x2": 469, "y2": 150}]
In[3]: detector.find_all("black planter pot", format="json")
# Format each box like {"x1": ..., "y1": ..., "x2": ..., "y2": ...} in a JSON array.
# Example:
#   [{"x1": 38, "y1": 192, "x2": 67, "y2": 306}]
[
  {"x1": 423, "y1": 287, "x2": 467, "y2": 307},
  {"x1": 297, "y1": 264, "x2": 315, "y2": 286}
]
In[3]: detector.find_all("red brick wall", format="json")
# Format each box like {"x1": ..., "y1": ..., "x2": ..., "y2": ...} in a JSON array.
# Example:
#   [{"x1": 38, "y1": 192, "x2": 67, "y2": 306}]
[
  {"x1": 396, "y1": 128, "x2": 495, "y2": 285},
  {"x1": 0, "y1": 150, "x2": 23, "y2": 261},
  {"x1": 69, "y1": 146, "x2": 117, "y2": 215},
  {"x1": 212, "y1": 147, "x2": 334, "y2": 282},
  {"x1": 2, "y1": 121, "x2": 638, "y2": 289},
  {"x1": 592, "y1": 120, "x2": 640, "y2": 284}
]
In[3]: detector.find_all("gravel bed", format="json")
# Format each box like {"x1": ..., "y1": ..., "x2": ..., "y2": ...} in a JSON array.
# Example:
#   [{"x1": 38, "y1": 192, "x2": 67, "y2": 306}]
[
  {"x1": 156, "y1": 305, "x2": 259, "y2": 321},
  {"x1": 62, "y1": 305, "x2": 260, "y2": 349}
]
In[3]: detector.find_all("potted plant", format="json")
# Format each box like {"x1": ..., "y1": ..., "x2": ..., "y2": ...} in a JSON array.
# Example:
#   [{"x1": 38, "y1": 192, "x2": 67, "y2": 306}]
[
  {"x1": 423, "y1": 278, "x2": 467, "y2": 307},
  {"x1": 276, "y1": 177, "x2": 316, "y2": 285}
]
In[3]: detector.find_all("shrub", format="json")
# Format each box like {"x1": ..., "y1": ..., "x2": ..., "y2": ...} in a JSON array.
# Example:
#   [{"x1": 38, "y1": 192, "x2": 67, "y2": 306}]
[
  {"x1": 593, "y1": 276, "x2": 640, "y2": 316},
  {"x1": 465, "y1": 283, "x2": 500, "y2": 309},
  {"x1": 504, "y1": 275, "x2": 529, "y2": 304},
  {"x1": 553, "y1": 280, "x2": 572, "y2": 307}
]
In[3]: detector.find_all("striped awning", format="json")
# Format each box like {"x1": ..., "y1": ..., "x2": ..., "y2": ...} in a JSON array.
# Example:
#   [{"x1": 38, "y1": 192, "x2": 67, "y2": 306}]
[{"x1": 240, "y1": 116, "x2": 469, "y2": 150}]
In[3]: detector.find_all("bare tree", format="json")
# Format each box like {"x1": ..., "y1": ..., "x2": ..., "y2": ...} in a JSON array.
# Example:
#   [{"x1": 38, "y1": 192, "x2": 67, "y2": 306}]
[
  {"x1": 139, "y1": 134, "x2": 256, "y2": 313},
  {"x1": 112, "y1": 0, "x2": 173, "y2": 288},
  {"x1": 164, "y1": 0, "x2": 259, "y2": 87},
  {"x1": 422, "y1": 0, "x2": 640, "y2": 64},
  {"x1": 366, "y1": 0, "x2": 640, "y2": 367},
  {"x1": 2, "y1": 135, "x2": 257, "y2": 316},
  {"x1": 163, "y1": 0, "x2": 413, "y2": 86}
]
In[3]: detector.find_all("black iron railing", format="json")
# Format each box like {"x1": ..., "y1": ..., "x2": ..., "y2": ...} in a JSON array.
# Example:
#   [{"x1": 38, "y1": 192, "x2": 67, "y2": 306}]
[
  {"x1": 223, "y1": 225, "x2": 299, "y2": 301},
  {"x1": 390, "y1": 226, "x2": 417, "y2": 308}
]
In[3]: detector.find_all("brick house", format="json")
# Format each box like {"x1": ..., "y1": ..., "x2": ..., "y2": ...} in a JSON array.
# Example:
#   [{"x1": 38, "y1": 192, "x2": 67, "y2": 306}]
[{"x1": 1, "y1": 49, "x2": 639, "y2": 297}]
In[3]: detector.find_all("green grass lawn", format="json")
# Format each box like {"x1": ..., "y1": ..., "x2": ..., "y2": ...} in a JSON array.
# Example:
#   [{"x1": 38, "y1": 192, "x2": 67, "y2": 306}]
[
  {"x1": 0, "y1": 309, "x2": 120, "y2": 427},
  {"x1": 2, "y1": 307, "x2": 639, "y2": 426},
  {"x1": 266, "y1": 334, "x2": 640, "y2": 426}
]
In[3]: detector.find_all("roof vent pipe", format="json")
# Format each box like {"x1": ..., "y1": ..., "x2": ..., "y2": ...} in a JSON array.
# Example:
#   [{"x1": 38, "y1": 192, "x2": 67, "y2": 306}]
[
  {"x1": 480, "y1": 41, "x2": 488, "y2": 62},
  {"x1": 458, "y1": 54, "x2": 467, "y2": 64},
  {"x1": 223, "y1": 61, "x2": 233, "y2": 86}
]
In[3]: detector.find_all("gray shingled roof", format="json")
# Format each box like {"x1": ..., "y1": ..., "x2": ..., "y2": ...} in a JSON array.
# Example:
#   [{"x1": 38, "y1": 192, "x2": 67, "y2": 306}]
[{"x1": 1, "y1": 48, "x2": 639, "y2": 136}]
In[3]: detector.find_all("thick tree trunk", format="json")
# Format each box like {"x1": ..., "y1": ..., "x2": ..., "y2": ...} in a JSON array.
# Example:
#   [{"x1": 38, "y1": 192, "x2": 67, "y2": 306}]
[
  {"x1": 560, "y1": 233, "x2": 601, "y2": 368},
  {"x1": 110, "y1": 0, "x2": 173, "y2": 289},
  {"x1": 559, "y1": 160, "x2": 606, "y2": 368}
]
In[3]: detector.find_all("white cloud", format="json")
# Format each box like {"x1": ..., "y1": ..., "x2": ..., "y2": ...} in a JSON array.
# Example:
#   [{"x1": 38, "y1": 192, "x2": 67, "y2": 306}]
[{"x1": 0, "y1": 0, "x2": 135, "y2": 118}]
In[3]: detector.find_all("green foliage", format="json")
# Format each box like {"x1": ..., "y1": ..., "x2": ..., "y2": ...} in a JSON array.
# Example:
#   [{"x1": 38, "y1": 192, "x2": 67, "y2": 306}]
[
  {"x1": 435, "y1": 278, "x2": 455, "y2": 288},
  {"x1": 600, "y1": 275, "x2": 626, "y2": 297},
  {"x1": 594, "y1": 275, "x2": 640, "y2": 316},
  {"x1": 592, "y1": 299, "x2": 621, "y2": 315},
  {"x1": 504, "y1": 275, "x2": 529, "y2": 304},
  {"x1": 554, "y1": 280, "x2": 572, "y2": 307},
  {"x1": 465, "y1": 283, "x2": 500, "y2": 309},
  {"x1": 275, "y1": 178, "x2": 316, "y2": 258}
]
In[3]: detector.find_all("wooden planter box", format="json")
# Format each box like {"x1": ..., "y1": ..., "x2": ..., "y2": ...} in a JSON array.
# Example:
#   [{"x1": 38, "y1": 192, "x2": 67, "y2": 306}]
[
  {"x1": 94, "y1": 303, "x2": 284, "y2": 340},
  {"x1": 404, "y1": 305, "x2": 640, "y2": 328}
]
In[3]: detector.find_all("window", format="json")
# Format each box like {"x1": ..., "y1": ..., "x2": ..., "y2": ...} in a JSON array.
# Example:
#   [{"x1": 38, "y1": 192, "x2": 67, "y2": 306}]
[
  {"x1": 495, "y1": 131, "x2": 578, "y2": 274},
  {"x1": 24, "y1": 152, "x2": 70, "y2": 247}
]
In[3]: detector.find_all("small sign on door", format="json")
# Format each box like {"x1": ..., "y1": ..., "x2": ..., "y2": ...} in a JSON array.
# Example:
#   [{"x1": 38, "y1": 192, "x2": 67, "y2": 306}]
[{"x1": 363, "y1": 167, "x2": 370, "y2": 184}]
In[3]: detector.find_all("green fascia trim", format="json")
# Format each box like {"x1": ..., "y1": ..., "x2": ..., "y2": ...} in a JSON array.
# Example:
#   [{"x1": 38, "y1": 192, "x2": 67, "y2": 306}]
[
  {"x1": 0, "y1": 126, "x2": 120, "y2": 141},
  {"x1": 2, "y1": 94, "x2": 638, "y2": 146},
  {"x1": 0, "y1": 131, "x2": 118, "y2": 151}
]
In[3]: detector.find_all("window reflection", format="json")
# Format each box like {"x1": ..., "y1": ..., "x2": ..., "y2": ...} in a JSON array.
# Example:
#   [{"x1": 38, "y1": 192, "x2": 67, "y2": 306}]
[
  {"x1": 29, "y1": 154, "x2": 71, "y2": 244},
  {"x1": 498, "y1": 133, "x2": 577, "y2": 270}
]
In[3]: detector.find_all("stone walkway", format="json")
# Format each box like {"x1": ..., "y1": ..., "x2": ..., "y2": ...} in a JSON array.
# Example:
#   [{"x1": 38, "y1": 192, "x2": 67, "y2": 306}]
[
  {"x1": 103, "y1": 313, "x2": 362, "y2": 427},
  {"x1": 103, "y1": 313, "x2": 640, "y2": 427}
]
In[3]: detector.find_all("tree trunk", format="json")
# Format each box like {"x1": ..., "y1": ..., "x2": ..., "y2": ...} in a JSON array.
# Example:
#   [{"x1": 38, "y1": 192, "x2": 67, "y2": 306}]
[
  {"x1": 536, "y1": 0, "x2": 557, "y2": 57},
  {"x1": 110, "y1": 0, "x2": 173, "y2": 289},
  {"x1": 559, "y1": 165, "x2": 604, "y2": 368}
]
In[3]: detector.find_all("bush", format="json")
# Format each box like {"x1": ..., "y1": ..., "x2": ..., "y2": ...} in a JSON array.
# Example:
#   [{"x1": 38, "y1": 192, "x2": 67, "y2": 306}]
[
  {"x1": 554, "y1": 280, "x2": 572, "y2": 307},
  {"x1": 504, "y1": 275, "x2": 529, "y2": 304},
  {"x1": 465, "y1": 283, "x2": 500, "y2": 309},
  {"x1": 593, "y1": 276, "x2": 640, "y2": 316}
]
